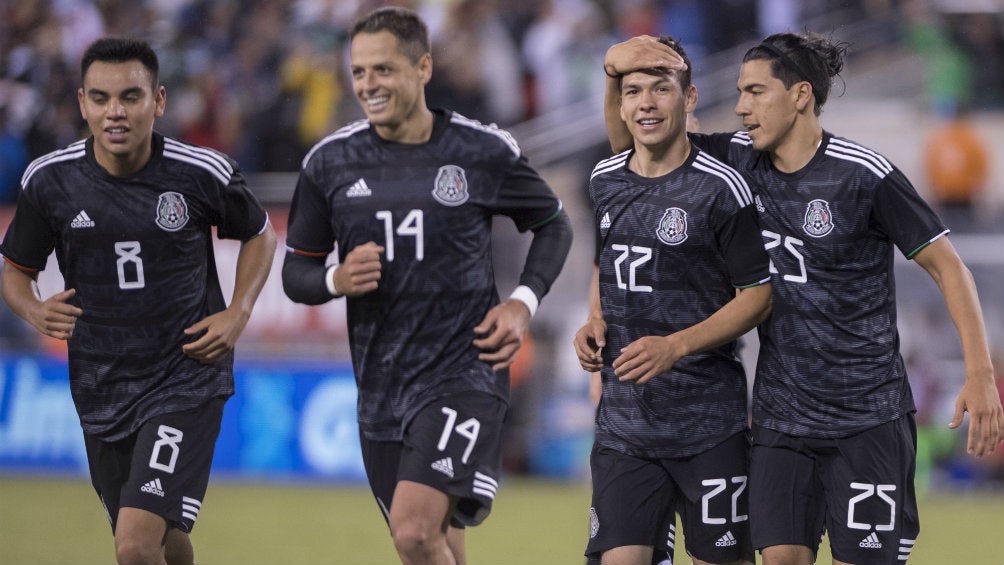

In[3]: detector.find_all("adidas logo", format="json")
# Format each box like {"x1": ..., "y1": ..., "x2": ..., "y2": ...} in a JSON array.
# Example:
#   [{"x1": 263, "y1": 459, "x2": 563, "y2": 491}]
[
  {"x1": 715, "y1": 531, "x2": 737, "y2": 547},
  {"x1": 431, "y1": 457, "x2": 454, "y2": 478},
  {"x1": 599, "y1": 212, "x2": 611, "y2": 230},
  {"x1": 346, "y1": 178, "x2": 371, "y2": 198},
  {"x1": 70, "y1": 210, "x2": 95, "y2": 228},
  {"x1": 140, "y1": 478, "x2": 165, "y2": 497},
  {"x1": 859, "y1": 532, "x2": 882, "y2": 549}
]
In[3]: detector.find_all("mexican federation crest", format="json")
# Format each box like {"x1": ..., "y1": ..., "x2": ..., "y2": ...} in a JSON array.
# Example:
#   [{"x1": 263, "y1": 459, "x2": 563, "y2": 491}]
[
  {"x1": 156, "y1": 191, "x2": 189, "y2": 232},
  {"x1": 432, "y1": 164, "x2": 469, "y2": 206},
  {"x1": 656, "y1": 207, "x2": 688, "y2": 245},
  {"x1": 803, "y1": 198, "x2": 834, "y2": 238}
]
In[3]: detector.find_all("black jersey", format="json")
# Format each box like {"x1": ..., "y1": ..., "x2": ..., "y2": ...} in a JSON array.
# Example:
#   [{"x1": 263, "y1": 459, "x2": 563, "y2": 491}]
[
  {"x1": 285, "y1": 110, "x2": 564, "y2": 442},
  {"x1": 0, "y1": 133, "x2": 269, "y2": 441},
  {"x1": 589, "y1": 146, "x2": 770, "y2": 458},
  {"x1": 692, "y1": 131, "x2": 946, "y2": 438}
]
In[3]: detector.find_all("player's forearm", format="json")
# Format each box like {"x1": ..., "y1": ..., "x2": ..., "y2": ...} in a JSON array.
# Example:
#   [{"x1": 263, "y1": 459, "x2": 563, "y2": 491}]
[
  {"x1": 939, "y1": 262, "x2": 995, "y2": 382},
  {"x1": 587, "y1": 264, "x2": 603, "y2": 322},
  {"x1": 230, "y1": 223, "x2": 277, "y2": 316},
  {"x1": 917, "y1": 240, "x2": 995, "y2": 382},
  {"x1": 281, "y1": 249, "x2": 333, "y2": 305},
  {"x1": 1, "y1": 262, "x2": 41, "y2": 315},
  {"x1": 605, "y1": 75, "x2": 633, "y2": 154},
  {"x1": 1, "y1": 263, "x2": 44, "y2": 329},
  {"x1": 671, "y1": 283, "x2": 772, "y2": 357},
  {"x1": 518, "y1": 208, "x2": 573, "y2": 303}
]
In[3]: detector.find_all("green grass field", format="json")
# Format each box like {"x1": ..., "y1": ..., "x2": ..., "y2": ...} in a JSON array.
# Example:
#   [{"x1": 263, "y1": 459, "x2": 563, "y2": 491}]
[{"x1": 1, "y1": 476, "x2": 1002, "y2": 564}]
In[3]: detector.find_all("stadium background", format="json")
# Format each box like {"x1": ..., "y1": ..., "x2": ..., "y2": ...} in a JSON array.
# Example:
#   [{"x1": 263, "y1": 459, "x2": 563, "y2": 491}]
[{"x1": 1, "y1": 0, "x2": 1003, "y2": 563}]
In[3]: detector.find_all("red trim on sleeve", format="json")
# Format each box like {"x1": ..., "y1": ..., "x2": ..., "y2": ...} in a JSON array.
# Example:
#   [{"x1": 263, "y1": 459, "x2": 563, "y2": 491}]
[{"x1": 3, "y1": 256, "x2": 39, "y2": 273}]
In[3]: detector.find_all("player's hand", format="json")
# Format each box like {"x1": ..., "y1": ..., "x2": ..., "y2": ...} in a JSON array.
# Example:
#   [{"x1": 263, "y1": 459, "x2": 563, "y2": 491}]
[
  {"x1": 182, "y1": 307, "x2": 249, "y2": 364},
  {"x1": 604, "y1": 35, "x2": 688, "y2": 78},
  {"x1": 334, "y1": 241, "x2": 384, "y2": 297},
  {"x1": 949, "y1": 376, "x2": 1004, "y2": 458},
  {"x1": 28, "y1": 288, "x2": 83, "y2": 340},
  {"x1": 473, "y1": 299, "x2": 531, "y2": 371},
  {"x1": 613, "y1": 335, "x2": 684, "y2": 385},
  {"x1": 573, "y1": 319, "x2": 606, "y2": 372}
]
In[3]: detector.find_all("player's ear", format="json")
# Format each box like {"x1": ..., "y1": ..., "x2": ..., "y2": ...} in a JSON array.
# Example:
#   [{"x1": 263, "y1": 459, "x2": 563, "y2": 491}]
[
  {"x1": 417, "y1": 53, "x2": 433, "y2": 86},
  {"x1": 793, "y1": 81, "x2": 813, "y2": 113},
  {"x1": 684, "y1": 84, "x2": 698, "y2": 114},
  {"x1": 154, "y1": 85, "x2": 166, "y2": 118}
]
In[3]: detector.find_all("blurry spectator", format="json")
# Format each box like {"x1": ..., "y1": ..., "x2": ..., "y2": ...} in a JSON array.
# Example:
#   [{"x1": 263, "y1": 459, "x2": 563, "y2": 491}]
[
  {"x1": 280, "y1": 33, "x2": 344, "y2": 152},
  {"x1": 903, "y1": 0, "x2": 974, "y2": 116},
  {"x1": 522, "y1": 0, "x2": 615, "y2": 116},
  {"x1": 947, "y1": 10, "x2": 1004, "y2": 111},
  {"x1": 922, "y1": 113, "x2": 990, "y2": 230},
  {"x1": 0, "y1": 107, "x2": 29, "y2": 204},
  {"x1": 426, "y1": 0, "x2": 525, "y2": 125}
]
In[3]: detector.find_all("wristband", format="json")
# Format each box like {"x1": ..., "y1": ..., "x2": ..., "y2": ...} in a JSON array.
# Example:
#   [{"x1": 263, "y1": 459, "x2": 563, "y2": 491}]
[
  {"x1": 325, "y1": 265, "x2": 343, "y2": 297},
  {"x1": 508, "y1": 285, "x2": 539, "y2": 318}
]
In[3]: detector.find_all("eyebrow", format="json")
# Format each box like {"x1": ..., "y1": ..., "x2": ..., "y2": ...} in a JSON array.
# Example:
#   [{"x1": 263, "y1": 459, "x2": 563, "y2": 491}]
[{"x1": 86, "y1": 86, "x2": 145, "y2": 98}]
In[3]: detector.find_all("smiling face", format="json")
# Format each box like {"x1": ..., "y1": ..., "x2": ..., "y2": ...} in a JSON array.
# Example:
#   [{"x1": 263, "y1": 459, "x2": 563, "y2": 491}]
[
  {"x1": 734, "y1": 58, "x2": 802, "y2": 153},
  {"x1": 78, "y1": 59, "x2": 165, "y2": 176},
  {"x1": 350, "y1": 30, "x2": 431, "y2": 142},
  {"x1": 619, "y1": 69, "x2": 696, "y2": 151}
]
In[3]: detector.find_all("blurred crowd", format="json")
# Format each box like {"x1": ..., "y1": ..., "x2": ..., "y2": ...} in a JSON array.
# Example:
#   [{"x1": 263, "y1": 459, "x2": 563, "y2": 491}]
[{"x1": 0, "y1": 0, "x2": 932, "y2": 204}]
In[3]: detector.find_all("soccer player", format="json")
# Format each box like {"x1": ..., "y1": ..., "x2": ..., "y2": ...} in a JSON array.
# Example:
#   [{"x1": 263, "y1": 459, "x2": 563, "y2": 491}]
[
  {"x1": 0, "y1": 38, "x2": 276, "y2": 565},
  {"x1": 280, "y1": 7, "x2": 572, "y2": 565},
  {"x1": 573, "y1": 35, "x2": 771, "y2": 565},
  {"x1": 603, "y1": 33, "x2": 1004, "y2": 565}
]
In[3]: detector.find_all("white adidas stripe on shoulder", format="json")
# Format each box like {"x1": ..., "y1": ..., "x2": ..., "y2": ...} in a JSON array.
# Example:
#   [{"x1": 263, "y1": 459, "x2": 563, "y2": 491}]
[
  {"x1": 590, "y1": 150, "x2": 630, "y2": 180},
  {"x1": 21, "y1": 139, "x2": 87, "y2": 187},
  {"x1": 825, "y1": 137, "x2": 893, "y2": 179},
  {"x1": 450, "y1": 113, "x2": 521, "y2": 157},
  {"x1": 729, "y1": 131, "x2": 752, "y2": 146},
  {"x1": 302, "y1": 119, "x2": 370, "y2": 168},
  {"x1": 164, "y1": 138, "x2": 234, "y2": 185},
  {"x1": 693, "y1": 152, "x2": 754, "y2": 206}
]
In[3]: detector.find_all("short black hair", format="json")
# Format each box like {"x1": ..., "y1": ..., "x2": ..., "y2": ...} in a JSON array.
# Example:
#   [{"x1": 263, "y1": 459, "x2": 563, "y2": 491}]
[
  {"x1": 350, "y1": 6, "x2": 430, "y2": 64},
  {"x1": 743, "y1": 32, "x2": 847, "y2": 115},
  {"x1": 656, "y1": 35, "x2": 692, "y2": 91},
  {"x1": 80, "y1": 37, "x2": 160, "y2": 87}
]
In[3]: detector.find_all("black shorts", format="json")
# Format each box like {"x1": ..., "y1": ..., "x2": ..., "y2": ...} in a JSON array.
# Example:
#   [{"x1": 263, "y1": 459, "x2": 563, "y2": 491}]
[
  {"x1": 84, "y1": 398, "x2": 225, "y2": 533},
  {"x1": 586, "y1": 431, "x2": 754, "y2": 564},
  {"x1": 360, "y1": 391, "x2": 507, "y2": 528},
  {"x1": 750, "y1": 414, "x2": 920, "y2": 564}
]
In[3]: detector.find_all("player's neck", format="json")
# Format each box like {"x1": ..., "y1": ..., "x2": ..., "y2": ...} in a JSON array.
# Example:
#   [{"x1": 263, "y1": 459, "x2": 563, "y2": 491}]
[
  {"x1": 93, "y1": 141, "x2": 153, "y2": 177},
  {"x1": 375, "y1": 107, "x2": 435, "y2": 144},
  {"x1": 629, "y1": 136, "x2": 690, "y2": 178},
  {"x1": 770, "y1": 118, "x2": 822, "y2": 174}
]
